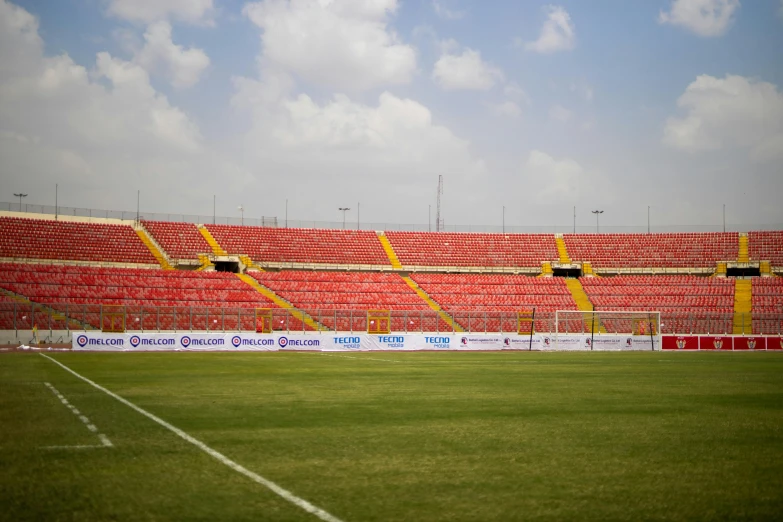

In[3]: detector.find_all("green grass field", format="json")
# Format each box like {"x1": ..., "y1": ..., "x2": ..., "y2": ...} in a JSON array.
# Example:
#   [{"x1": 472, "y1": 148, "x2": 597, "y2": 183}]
[{"x1": 2, "y1": 351, "x2": 783, "y2": 521}]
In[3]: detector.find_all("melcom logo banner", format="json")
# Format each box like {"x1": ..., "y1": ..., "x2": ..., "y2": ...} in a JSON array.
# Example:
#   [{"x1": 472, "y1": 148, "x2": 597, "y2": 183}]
[{"x1": 73, "y1": 332, "x2": 279, "y2": 351}]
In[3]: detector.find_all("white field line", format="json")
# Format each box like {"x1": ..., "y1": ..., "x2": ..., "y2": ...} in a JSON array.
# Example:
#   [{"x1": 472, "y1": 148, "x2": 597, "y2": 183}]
[
  {"x1": 39, "y1": 354, "x2": 344, "y2": 522},
  {"x1": 42, "y1": 382, "x2": 113, "y2": 449},
  {"x1": 317, "y1": 353, "x2": 401, "y2": 363}
]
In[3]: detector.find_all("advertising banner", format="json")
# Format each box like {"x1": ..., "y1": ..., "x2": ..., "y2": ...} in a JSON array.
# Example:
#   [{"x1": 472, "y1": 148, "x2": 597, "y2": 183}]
[
  {"x1": 698, "y1": 336, "x2": 733, "y2": 351},
  {"x1": 662, "y1": 335, "x2": 699, "y2": 350},
  {"x1": 733, "y1": 337, "x2": 767, "y2": 351},
  {"x1": 767, "y1": 337, "x2": 783, "y2": 350},
  {"x1": 73, "y1": 332, "x2": 278, "y2": 351}
]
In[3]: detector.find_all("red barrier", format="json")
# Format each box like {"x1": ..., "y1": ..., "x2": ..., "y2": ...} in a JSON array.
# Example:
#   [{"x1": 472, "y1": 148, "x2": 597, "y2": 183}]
[
  {"x1": 699, "y1": 336, "x2": 733, "y2": 351},
  {"x1": 662, "y1": 335, "x2": 698, "y2": 350},
  {"x1": 768, "y1": 337, "x2": 783, "y2": 350},
  {"x1": 733, "y1": 337, "x2": 767, "y2": 351}
]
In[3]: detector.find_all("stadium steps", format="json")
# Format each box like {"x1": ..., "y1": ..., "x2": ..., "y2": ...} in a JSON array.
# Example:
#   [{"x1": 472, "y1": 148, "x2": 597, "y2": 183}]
[
  {"x1": 733, "y1": 279, "x2": 752, "y2": 334},
  {"x1": 239, "y1": 255, "x2": 265, "y2": 272},
  {"x1": 555, "y1": 234, "x2": 571, "y2": 263},
  {"x1": 196, "y1": 254, "x2": 214, "y2": 272},
  {"x1": 539, "y1": 262, "x2": 553, "y2": 277},
  {"x1": 400, "y1": 275, "x2": 465, "y2": 332},
  {"x1": 376, "y1": 232, "x2": 403, "y2": 269},
  {"x1": 135, "y1": 227, "x2": 174, "y2": 270},
  {"x1": 565, "y1": 278, "x2": 606, "y2": 334},
  {"x1": 198, "y1": 225, "x2": 228, "y2": 256},
  {"x1": 738, "y1": 233, "x2": 749, "y2": 263},
  {"x1": 0, "y1": 287, "x2": 95, "y2": 331},
  {"x1": 235, "y1": 274, "x2": 328, "y2": 331},
  {"x1": 760, "y1": 261, "x2": 773, "y2": 277},
  {"x1": 713, "y1": 262, "x2": 727, "y2": 277},
  {"x1": 582, "y1": 261, "x2": 596, "y2": 277}
]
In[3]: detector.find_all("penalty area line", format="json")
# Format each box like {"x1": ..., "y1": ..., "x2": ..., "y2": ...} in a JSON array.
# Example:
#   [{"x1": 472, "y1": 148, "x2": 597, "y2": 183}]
[{"x1": 39, "y1": 353, "x2": 343, "y2": 522}]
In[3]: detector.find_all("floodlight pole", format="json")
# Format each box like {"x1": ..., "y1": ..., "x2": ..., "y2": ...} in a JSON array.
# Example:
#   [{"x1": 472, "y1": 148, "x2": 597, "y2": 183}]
[
  {"x1": 338, "y1": 207, "x2": 350, "y2": 229},
  {"x1": 238, "y1": 205, "x2": 244, "y2": 226},
  {"x1": 592, "y1": 210, "x2": 604, "y2": 233},
  {"x1": 14, "y1": 193, "x2": 27, "y2": 212}
]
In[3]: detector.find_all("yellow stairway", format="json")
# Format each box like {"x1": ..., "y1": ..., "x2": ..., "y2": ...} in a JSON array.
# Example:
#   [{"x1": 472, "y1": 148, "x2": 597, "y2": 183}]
[
  {"x1": 135, "y1": 228, "x2": 174, "y2": 270},
  {"x1": 239, "y1": 255, "x2": 265, "y2": 272},
  {"x1": 582, "y1": 262, "x2": 596, "y2": 277},
  {"x1": 196, "y1": 254, "x2": 214, "y2": 271},
  {"x1": 235, "y1": 274, "x2": 327, "y2": 331},
  {"x1": 565, "y1": 278, "x2": 606, "y2": 333},
  {"x1": 539, "y1": 262, "x2": 553, "y2": 277},
  {"x1": 733, "y1": 279, "x2": 752, "y2": 334},
  {"x1": 377, "y1": 232, "x2": 403, "y2": 269},
  {"x1": 555, "y1": 234, "x2": 571, "y2": 264},
  {"x1": 198, "y1": 225, "x2": 228, "y2": 256},
  {"x1": 738, "y1": 233, "x2": 749, "y2": 263},
  {"x1": 400, "y1": 276, "x2": 465, "y2": 332},
  {"x1": 760, "y1": 261, "x2": 772, "y2": 277},
  {"x1": 713, "y1": 262, "x2": 727, "y2": 277}
]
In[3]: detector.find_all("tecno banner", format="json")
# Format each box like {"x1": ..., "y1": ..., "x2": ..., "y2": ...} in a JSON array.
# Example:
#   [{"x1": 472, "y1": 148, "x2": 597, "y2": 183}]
[{"x1": 73, "y1": 332, "x2": 661, "y2": 351}]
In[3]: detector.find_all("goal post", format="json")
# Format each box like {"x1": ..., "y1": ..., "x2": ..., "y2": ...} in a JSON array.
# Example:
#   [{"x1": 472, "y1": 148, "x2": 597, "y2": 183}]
[{"x1": 555, "y1": 310, "x2": 661, "y2": 351}]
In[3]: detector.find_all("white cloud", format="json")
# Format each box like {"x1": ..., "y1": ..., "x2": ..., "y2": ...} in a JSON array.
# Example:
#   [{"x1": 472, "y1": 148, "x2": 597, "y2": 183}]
[
  {"x1": 433, "y1": 47, "x2": 503, "y2": 91},
  {"x1": 658, "y1": 0, "x2": 740, "y2": 37},
  {"x1": 243, "y1": 0, "x2": 416, "y2": 91},
  {"x1": 433, "y1": 0, "x2": 466, "y2": 20},
  {"x1": 570, "y1": 81, "x2": 593, "y2": 101},
  {"x1": 0, "y1": 0, "x2": 215, "y2": 212},
  {"x1": 486, "y1": 101, "x2": 521, "y2": 119},
  {"x1": 135, "y1": 21, "x2": 210, "y2": 88},
  {"x1": 524, "y1": 150, "x2": 586, "y2": 201},
  {"x1": 663, "y1": 74, "x2": 783, "y2": 163},
  {"x1": 107, "y1": 0, "x2": 214, "y2": 25},
  {"x1": 525, "y1": 5, "x2": 575, "y2": 54},
  {"x1": 549, "y1": 104, "x2": 572, "y2": 122}
]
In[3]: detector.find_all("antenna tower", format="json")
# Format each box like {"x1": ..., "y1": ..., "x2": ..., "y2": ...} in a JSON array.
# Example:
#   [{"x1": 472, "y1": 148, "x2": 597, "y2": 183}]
[{"x1": 436, "y1": 175, "x2": 444, "y2": 232}]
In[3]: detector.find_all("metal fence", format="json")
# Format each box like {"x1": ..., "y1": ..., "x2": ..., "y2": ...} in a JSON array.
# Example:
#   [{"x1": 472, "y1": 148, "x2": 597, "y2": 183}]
[
  {"x1": 2, "y1": 303, "x2": 781, "y2": 337},
  {"x1": 3, "y1": 201, "x2": 782, "y2": 234}
]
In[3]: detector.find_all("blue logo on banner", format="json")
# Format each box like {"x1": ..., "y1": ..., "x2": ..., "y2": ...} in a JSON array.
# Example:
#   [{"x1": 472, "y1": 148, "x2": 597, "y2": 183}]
[
  {"x1": 181, "y1": 336, "x2": 191, "y2": 348},
  {"x1": 76, "y1": 335, "x2": 88, "y2": 347},
  {"x1": 278, "y1": 336, "x2": 289, "y2": 347},
  {"x1": 130, "y1": 335, "x2": 141, "y2": 347},
  {"x1": 231, "y1": 335, "x2": 242, "y2": 347}
]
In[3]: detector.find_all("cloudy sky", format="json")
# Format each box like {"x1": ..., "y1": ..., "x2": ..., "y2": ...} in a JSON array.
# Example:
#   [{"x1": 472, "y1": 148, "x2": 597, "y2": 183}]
[{"x1": 1, "y1": 0, "x2": 782, "y2": 230}]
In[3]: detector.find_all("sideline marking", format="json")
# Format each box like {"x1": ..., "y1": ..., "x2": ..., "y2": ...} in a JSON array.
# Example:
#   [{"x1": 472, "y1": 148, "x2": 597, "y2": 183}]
[
  {"x1": 318, "y1": 353, "x2": 401, "y2": 363},
  {"x1": 39, "y1": 354, "x2": 343, "y2": 522},
  {"x1": 42, "y1": 382, "x2": 113, "y2": 449}
]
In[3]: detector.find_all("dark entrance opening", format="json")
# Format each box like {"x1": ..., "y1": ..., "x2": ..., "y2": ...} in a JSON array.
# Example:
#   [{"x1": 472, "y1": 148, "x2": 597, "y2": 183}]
[
  {"x1": 727, "y1": 266, "x2": 760, "y2": 277},
  {"x1": 553, "y1": 267, "x2": 582, "y2": 278},
  {"x1": 214, "y1": 261, "x2": 240, "y2": 273}
]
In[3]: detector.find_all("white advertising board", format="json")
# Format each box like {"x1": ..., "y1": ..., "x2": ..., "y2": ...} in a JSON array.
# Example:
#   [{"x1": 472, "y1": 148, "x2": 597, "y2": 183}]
[{"x1": 72, "y1": 332, "x2": 660, "y2": 351}]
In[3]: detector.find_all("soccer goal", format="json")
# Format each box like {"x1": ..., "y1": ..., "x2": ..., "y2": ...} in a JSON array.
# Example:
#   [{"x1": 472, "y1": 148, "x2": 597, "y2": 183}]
[{"x1": 554, "y1": 310, "x2": 661, "y2": 351}]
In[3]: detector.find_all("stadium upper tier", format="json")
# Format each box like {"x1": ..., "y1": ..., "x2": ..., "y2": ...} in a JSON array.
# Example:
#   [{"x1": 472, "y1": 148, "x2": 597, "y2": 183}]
[
  {"x1": 0, "y1": 216, "x2": 156, "y2": 265},
  {"x1": 1, "y1": 215, "x2": 781, "y2": 271},
  {"x1": 562, "y1": 233, "x2": 739, "y2": 268},
  {"x1": 384, "y1": 231, "x2": 559, "y2": 269},
  {"x1": 205, "y1": 224, "x2": 390, "y2": 266}
]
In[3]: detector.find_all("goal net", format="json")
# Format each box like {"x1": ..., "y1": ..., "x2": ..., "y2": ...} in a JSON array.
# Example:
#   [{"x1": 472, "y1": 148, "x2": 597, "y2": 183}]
[{"x1": 554, "y1": 310, "x2": 661, "y2": 351}]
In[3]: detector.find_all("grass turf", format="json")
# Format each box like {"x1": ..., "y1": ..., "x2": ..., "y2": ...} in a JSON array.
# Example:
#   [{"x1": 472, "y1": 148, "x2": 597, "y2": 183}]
[{"x1": 1, "y1": 351, "x2": 782, "y2": 521}]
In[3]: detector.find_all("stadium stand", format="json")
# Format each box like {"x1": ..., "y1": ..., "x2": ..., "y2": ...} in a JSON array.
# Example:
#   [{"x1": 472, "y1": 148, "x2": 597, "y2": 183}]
[
  {"x1": 385, "y1": 231, "x2": 559, "y2": 269},
  {"x1": 0, "y1": 216, "x2": 156, "y2": 265},
  {"x1": 410, "y1": 273, "x2": 577, "y2": 332},
  {"x1": 751, "y1": 278, "x2": 783, "y2": 334},
  {"x1": 141, "y1": 220, "x2": 212, "y2": 260},
  {"x1": 0, "y1": 264, "x2": 312, "y2": 331},
  {"x1": 580, "y1": 276, "x2": 736, "y2": 334},
  {"x1": 249, "y1": 271, "x2": 452, "y2": 331},
  {"x1": 749, "y1": 231, "x2": 783, "y2": 267},
  {"x1": 204, "y1": 225, "x2": 390, "y2": 266},
  {"x1": 563, "y1": 233, "x2": 739, "y2": 269}
]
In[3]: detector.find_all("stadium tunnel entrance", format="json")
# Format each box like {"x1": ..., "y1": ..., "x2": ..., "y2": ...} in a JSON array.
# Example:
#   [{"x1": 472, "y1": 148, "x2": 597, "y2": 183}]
[
  {"x1": 553, "y1": 267, "x2": 582, "y2": 278},
  {"x1": 727, "y1": 266, "x2": 760, "y2": 277},
  {"x1": 214, "y1": 260, "x2": 240, "y2": 273}
]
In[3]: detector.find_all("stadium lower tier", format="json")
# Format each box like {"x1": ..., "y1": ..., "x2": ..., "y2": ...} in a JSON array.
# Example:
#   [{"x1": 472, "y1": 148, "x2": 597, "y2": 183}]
[{"x1": 0, "y1": 263, "x2": 782, "y2": 335}]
